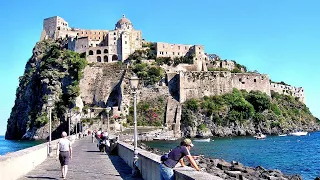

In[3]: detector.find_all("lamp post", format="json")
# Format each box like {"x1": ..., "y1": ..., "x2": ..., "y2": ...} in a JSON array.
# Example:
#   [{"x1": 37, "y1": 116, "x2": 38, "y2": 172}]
[
  {"x1": 67, "y1": 110, "x2": 71, "y2": 136},
  {"x1": 106, "y1": 107, "x2": 111, "y2": 132},
  {"x1": 129, "y1": 74, "x2": 139, "y2": 176},
  {"x1": 47, "y1": 95, "x2": 54, "y2": 156}
]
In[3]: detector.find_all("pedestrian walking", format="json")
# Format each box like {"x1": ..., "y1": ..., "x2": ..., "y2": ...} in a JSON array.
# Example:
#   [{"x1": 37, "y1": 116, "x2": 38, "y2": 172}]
[{"x1": 56, "y1": 131, "x2": 72, "y2": 179}]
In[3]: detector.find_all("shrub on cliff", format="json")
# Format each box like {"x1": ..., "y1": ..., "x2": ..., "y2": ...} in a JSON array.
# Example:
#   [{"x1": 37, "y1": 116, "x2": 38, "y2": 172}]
[
  {"x1": 127, "y1": 96, "x2": 166, "y2": 126},
  {"x1": 132, "y1": 62, "x2": 164, "y2": 86}
]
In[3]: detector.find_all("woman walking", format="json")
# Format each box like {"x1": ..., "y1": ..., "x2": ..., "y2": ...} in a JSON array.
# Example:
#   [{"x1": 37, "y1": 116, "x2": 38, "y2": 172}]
[{"x1": 56, "y1": 131, "x2": 72, "y2": 179}]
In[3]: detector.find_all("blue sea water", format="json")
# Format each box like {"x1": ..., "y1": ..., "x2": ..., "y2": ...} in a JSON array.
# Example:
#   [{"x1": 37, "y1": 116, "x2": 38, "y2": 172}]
[
  {"x1": 0, "y1": 136, "x2": 44, "y2": 156},
  {"x1": 145, "y1": 132, "x2": 320, "y2": 180}
]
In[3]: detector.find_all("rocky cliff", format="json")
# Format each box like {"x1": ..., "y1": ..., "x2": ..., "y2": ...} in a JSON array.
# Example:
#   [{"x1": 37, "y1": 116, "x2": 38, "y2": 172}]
[
  {"x1": 5, "y1": 39, "x2": 87, "y2": 140},
  {"x1": 181, "y1": 89, "x2": 320, "y2": 137}
]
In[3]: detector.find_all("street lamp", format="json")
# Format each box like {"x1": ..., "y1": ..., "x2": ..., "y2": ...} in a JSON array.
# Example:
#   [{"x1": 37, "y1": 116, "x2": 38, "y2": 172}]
[
  {"x1": 129, "y1": 74, "x2": 139, "y2": 176},
  {"x1": 47, "y1": 94, "x2": 54, "y2": 156},
  {"x1": 106, "y1": 107, "x2": 111, "y2": 132},
  {"x1": 67, "y1": 110, "x2": 71, "y2": 136}
]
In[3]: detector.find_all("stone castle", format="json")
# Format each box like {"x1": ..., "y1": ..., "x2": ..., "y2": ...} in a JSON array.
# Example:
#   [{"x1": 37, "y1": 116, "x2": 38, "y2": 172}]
[{"x1": 40, "y1": 15, "x2": 305, "y2": 134}]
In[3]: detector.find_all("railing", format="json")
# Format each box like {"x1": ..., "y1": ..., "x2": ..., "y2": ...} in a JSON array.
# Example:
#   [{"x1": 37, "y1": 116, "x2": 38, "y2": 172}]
[{"x1": 117, "y1": 141, "x2": 222, "y2": 180}]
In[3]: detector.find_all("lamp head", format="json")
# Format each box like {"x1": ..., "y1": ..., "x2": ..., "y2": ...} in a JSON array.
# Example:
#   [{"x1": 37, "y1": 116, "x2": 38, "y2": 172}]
[
  {"x1": 129, "y1": 74, "x2": 139, "y2": 90},
  {"x1": 48, "y1": 95, "x2": 54, "y2": 107}
]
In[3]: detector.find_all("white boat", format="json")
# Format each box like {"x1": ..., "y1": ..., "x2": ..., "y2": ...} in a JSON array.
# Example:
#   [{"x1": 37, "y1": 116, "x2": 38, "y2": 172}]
[
  {"x1": 289, "y1": 131, "x2": 308, "y2": 136},
  {"x1": 254, "y1": 133, "x2": 266, "y2": 139},
  {"x1": 193, "y1": 138, "x2": 211, "y2": 142},
  {"x1": 278, "y1": 134, "x2": 287, "y2": 137}
]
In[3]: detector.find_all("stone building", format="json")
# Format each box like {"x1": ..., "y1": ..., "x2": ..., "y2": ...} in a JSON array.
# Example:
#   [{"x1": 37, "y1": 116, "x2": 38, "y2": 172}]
[
  {"x1": 270, "y1": 83, "x2": 305, "y2": 103},
  {"x1": 41, "y1": 15, "x2": 143, "y2": 62}
]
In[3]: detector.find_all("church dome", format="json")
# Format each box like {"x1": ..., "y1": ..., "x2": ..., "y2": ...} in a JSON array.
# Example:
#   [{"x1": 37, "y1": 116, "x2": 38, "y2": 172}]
[
  {"x1": 116, "y1": 14, "x2": 132, "y2": 25},
  {"x1": 115, "y1": 14, "x2": 133, "y2": 30}
]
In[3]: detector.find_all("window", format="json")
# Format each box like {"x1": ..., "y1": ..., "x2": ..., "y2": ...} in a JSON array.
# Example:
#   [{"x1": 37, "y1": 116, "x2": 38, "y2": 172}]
[
  {"x1": 112, "y1": 55, "x2": 118, "y2": 61},
  {"x1": 88, "y1": 50, "x2": 93, "y2": 55},
  {"x1": 104, "y1": 49, "x2": 108, "y2": 53},
  {"x1": 185, "y1": 46, "x2": 187, "y2": 50},
  {"x1": 173, "y1": 52, "x2": 175, "y2": 55},
  {"x1": 239, "y1": 78, "x2": 242, "y2": 82},
  {"x1": 178, "y1": 46, "x2": 180, "y2": 50},
  {"x1": 94, "y1": 32, "x2": 96, "y2": 34},
  {"x1": 104, "y1": 56, "x2": 108, "y2": 62},
  {"x1": 254, "y1": 79, "x2": 257, "y2": 82},
  {"x1": 97, "y1": 50, "x2": 101, "y2": 54},
  {"x1": 114, "y1": 37, "x2": 116, "y2": 40},
  {"x1": 125, "y1": 41, "x2": 127, "y2": 44},
  {"x1": 97, "y1": 56, "x2": 101, "y2": 62},
  {"x1": 178, "y1": 52, "x2": 180, "y2": 55},
  {"x1": 114, "y1": 32, "x2": 116, "y2": 35}
]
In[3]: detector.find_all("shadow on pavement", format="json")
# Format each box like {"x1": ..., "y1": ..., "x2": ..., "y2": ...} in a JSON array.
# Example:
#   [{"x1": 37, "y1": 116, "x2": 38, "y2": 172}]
[
  {"x1": 25, "y1": 176, "x2": 58, "y2": 179},
  {"x1": 108, "y1": 155, "x2": 143, "y2": 180}
]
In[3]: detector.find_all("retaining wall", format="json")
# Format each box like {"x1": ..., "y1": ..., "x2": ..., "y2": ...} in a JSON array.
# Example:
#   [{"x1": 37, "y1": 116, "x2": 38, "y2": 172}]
[{"x1": 117, "y1": 141, "x2": 222, "y2": 180}]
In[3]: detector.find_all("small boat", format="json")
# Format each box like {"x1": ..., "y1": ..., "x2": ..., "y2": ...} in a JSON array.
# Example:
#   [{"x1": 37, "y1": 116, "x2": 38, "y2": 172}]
[
  {"x1": 289, "y1": 131, "x2": 308, "y2": 136},
  {"x1": 254, "y1": 133, "x2": 266, "y2": 139},
  {"x1": 193, "y1": 138, "x2": 211, "y2": 142},
  {"x1": 278, "y1": 134, "x2": 287, "y2": 137}
]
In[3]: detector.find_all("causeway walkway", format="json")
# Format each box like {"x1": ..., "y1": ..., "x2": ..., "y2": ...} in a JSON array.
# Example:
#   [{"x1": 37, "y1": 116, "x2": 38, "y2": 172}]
[{"x1": 19, "y1": 137, "x2": 143, "y2": 180}]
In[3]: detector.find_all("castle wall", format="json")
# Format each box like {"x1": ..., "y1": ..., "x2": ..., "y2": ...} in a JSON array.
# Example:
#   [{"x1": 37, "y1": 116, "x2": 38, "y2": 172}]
[
  {"x1": 270, "y1": 83, "x2": 305, "y2": 103},
  {"x1": 179, "y1": 72, "x2": 271, "y2": 103},
  {"x1": 156, "y1": 43, "x2": 193, "y2": 58},
  {"x1": 67, "y1": 37, "x2": 89, "y2": 53},
  {"x1": 76, "y1": 30, "x2": 108, "y2": 42},
  {"x1": 232, "y1": 73, "x2": 271, "y2": 95},
  {"x1": 179, "y1": 71, "x2": 233, "y2": 103},
  {"x1": 210, "y1": 60, "x2": 236, "y2": 71}
]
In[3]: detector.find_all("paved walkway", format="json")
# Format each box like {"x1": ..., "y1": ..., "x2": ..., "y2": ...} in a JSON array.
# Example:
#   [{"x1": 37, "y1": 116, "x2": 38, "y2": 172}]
[{"x1": 19, "y1": 137, "x2": 143, "y2": 180}]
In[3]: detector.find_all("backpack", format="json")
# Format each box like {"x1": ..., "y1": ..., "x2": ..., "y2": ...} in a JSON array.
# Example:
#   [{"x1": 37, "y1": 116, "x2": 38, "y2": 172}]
[{"x1": 161, "y1": 153, "x2": 169, "y2": 162}]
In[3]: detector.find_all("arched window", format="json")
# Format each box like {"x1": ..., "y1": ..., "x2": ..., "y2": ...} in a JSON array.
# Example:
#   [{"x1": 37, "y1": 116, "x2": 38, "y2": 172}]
[
  {"x1": 88, "y1": 50, "x2": 93, "y2": 55},
  {"x1": 114, "y1": 37, "x2": 116, "y2": 40},
  {"x1": 104, "y1": 49, "x2": 108, "y2": 53},
  {"x1": 104, "y1": 56, "x2": 108, "y2": 62},
  {"x1": 97, "y1": 50, "x2": 101, "y2": 54},
  {"x1": 97, "y1": 56, "x2": 101, "y2": 62},
  {"x1": 112, "y1": 55, "x2": 118, "y2": 61}
]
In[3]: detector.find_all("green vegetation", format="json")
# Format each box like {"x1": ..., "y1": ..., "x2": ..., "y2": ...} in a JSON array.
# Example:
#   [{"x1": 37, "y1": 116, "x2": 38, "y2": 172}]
[
  {"x1": 182, "y1": 88, "x2": 317, "y2": 129},
  {"x1": 208, "y1": 67, "x2": 229, "y2": 71},
  {"x1": 17, "y1": 40, "x2": 87, "y2": 128},
  {"x1": 127, "y1": 96, "x2": 166, "y2": 126},
  {"x1": 132, "y1": 62, "x2": 165, "y2": 86}
]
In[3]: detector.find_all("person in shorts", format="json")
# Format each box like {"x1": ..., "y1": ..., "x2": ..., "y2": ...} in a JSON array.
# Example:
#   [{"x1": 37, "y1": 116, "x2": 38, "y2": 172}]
[
  {"x1": 56, "y1": 131, "x2": 72, "y2": 179},
  {"x1": 160, "y1": 138, "x2": 201, "y2": 180}
]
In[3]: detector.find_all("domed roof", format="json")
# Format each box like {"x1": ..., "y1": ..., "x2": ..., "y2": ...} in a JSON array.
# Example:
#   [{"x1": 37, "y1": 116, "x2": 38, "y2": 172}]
[{"x1": 117, "y1": 14, "x2": 132, "y2": 24}]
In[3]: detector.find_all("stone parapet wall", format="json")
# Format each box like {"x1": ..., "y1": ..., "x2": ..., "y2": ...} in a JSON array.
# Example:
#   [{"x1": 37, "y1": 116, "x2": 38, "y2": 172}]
[
  {"x1": 117, "y1": 141, "x2": 222, "y2": 180},
  {"x1": 0, "y1": 139, "x2": 60, "y2": 180}
]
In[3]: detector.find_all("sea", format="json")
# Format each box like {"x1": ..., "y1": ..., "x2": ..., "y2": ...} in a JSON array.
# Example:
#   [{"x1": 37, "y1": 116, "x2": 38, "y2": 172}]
[
  {"x1": 145, "y1": 131, "x2": 320, "y2": 180},
  {"x1": 0, "y1": 136, "x2": 44, "y2": 156}
]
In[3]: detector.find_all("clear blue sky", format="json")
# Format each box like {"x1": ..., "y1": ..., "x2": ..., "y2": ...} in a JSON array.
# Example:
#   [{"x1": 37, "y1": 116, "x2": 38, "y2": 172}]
[{"x1": 0, "y1": 0, "x2": 319, "y2": 135}]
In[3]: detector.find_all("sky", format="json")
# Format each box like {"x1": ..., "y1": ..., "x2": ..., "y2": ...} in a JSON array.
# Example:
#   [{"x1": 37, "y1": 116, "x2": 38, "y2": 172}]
[{"x1": 0, "y1": 0, "x2": 319, "y2": 135}]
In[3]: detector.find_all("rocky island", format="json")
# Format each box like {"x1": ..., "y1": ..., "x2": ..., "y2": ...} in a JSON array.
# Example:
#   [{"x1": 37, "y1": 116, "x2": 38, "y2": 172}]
[{"x1": 5, "y1": 15, "x2": 319, "y2": 141}]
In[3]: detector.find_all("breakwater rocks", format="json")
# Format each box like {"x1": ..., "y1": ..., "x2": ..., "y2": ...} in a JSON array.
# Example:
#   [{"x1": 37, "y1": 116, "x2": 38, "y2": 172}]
[{"x1": 138, "y1": 143, "x2": 302, "y2": 180}]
